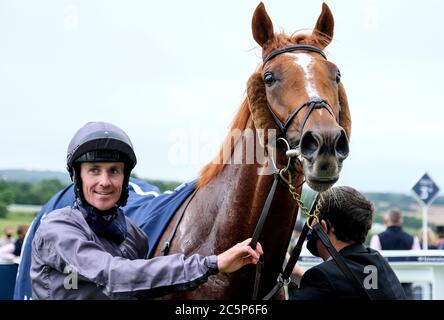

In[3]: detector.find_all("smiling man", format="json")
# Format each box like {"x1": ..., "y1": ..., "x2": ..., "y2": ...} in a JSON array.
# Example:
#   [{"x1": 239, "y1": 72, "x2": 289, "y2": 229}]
[
  {"x1": 80, "y1": 162, "x2": 125, "y2": 211},
  {"x1": 30, "y1": 121, "x2": 263, "y2": 299}
]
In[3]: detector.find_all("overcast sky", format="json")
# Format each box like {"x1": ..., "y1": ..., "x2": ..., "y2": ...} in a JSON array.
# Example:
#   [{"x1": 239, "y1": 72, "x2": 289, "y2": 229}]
[{"x1": 0, "y1": 0, "x2": 443, "y2": 194}]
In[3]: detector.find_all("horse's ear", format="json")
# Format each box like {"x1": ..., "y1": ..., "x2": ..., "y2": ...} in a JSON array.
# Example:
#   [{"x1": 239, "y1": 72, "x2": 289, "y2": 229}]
[
  {"x1": 252, "y1": 2, "x2": 274, "y2": 47},
  {"x1": 313, "y1": 3, "x2": 334, "y2": 48},
  {"x1": 338, "y1": 82, "x2": 351, "y2": 140}
]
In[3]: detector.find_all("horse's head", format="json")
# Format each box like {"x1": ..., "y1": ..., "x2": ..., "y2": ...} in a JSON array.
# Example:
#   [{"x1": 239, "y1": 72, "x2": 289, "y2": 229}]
[{"x1": 250, "y1": 2, "x2": 351, "y2": 192}]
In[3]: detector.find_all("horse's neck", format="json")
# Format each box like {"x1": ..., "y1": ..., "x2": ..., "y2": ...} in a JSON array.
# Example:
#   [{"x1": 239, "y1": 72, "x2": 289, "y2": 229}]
[
  {"x1": 189, "y1": 124, "x2": 301, "y2": 256},
  {"x1": 161, "y1": 122, "x2": 302, "y2": 298}
]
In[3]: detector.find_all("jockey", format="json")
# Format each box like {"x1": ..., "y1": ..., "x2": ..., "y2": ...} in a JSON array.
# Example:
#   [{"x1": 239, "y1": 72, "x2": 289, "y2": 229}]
[{"x1": 30, "y1": 121, "x2": 263, "y2": 299}]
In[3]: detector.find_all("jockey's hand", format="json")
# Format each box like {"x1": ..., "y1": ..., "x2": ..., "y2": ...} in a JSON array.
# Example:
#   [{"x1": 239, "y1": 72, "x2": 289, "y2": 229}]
[{"x1": 217, "y1": 238, "x2": 263, "y2": 273}]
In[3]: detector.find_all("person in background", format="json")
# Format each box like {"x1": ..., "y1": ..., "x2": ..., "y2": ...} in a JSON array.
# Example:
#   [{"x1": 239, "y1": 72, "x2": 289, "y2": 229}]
[
  {"x1": 13, "y1": 225, "x2": 29, "y2": 257},
  {"x1": 31, "y1": 121, "x2": 263, "y2": 300},
  {"x1": 0, "y1": 227, "x2": 14, "y2": 247},
  {"x1": 432, "y1": 226, "x2": 444, "y2": 249},
  {"x1": 418, "y1": 227, "x2": 438, "y2": 249},
  {"x1": 369, "y1": 209, "x2": 420, "y2": 250},
  {"x1": 289, "y1": 186, "x2": 405, "y2": 300},
  {"x1": 0, "y1": 225, "x2": 29, "y2": 262},
  {"x1": 369, "y1": 208, "x2": 420, "y2": 298}
]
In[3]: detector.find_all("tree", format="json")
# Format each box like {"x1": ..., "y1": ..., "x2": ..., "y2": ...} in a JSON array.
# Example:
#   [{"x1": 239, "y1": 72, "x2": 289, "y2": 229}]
[
  {"x1": 0, "y1": 189, "x2": 15, "y2": 205},
  {"x1": 31, "y1": 179, "x2": 65, "y2": 204},
  {"x1": 0, "y1": 202, "x2": 7, "y2": 218}
]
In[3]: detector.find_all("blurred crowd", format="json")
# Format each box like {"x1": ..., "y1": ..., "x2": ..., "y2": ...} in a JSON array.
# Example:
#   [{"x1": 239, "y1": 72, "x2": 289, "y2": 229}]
[{"x1": 0, "y1": 225, "x2": 29, "y2": 263}]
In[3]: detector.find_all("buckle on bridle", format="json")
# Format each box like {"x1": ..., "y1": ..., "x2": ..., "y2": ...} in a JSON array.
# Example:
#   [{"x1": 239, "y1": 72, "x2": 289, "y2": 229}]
[{"x1": 278, "y1": 274, "x2": 291, "y2": 286}]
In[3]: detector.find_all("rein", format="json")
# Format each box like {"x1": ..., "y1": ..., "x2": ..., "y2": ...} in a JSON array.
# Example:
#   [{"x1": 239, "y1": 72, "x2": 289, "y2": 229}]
[
  {"x1": 249, "y1": 137, "x2": 323, "y2": 300},
  {"x1": 262, "y1": 194, "x2": 322, "y2": 300},
  {"x1": 310, "y1": 223, "x2": 372, "y2": 300}
]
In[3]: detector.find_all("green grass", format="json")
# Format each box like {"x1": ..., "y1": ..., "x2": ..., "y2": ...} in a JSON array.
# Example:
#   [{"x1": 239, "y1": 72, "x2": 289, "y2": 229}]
[{"x1": 0, "y1": 212, "x2": 36, "y2": 237}]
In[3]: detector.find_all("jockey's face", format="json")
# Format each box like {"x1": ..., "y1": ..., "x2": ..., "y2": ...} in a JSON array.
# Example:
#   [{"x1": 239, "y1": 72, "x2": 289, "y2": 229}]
[{"x1": 80, "y1": 162, "x2": 124, "y2": 211}]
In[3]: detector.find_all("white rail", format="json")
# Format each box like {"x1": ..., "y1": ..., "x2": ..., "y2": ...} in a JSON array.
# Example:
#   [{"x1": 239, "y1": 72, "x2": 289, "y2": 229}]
[{"x1": 298, "y1": 249, "x2": 444, "y2": 300}]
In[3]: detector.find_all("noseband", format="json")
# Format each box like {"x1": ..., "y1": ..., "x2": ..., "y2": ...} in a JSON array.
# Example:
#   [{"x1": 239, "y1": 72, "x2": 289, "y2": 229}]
[
  {"x1": 267, "y1": 96, "x2": 335, "y2": 136},
  {"x1": 262, "y1": 44, "x2": 338, "y2": 138}
]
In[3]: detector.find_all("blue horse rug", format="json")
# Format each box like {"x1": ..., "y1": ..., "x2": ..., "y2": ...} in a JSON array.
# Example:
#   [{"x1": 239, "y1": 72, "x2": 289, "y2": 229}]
[{"x1": 13, "y1": 177, "x2": 196, "y2": 300}]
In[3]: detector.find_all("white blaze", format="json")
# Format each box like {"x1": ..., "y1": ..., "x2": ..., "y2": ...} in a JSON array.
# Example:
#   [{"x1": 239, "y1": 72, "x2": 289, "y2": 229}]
[{"x1": 286, "y1": 52, "x2": 320, "y2": 99}]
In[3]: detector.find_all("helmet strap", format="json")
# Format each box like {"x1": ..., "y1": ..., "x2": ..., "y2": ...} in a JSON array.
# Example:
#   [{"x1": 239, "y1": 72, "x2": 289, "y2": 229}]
[
  {"x1": 72, "y1": 165, "x2": 86, "y2": 204},
  {"x1": 116, "y1": 166, "x2": 131, "y2": 207}
]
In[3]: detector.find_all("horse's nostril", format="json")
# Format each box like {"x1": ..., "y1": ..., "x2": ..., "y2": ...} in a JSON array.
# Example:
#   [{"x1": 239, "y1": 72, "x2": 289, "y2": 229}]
[
  {"x1": 335, "y1": 130, "x2": 349, "y2": 159},
  {"x1": 300, "y1": 131, "x2": 320, "y2": 158}
]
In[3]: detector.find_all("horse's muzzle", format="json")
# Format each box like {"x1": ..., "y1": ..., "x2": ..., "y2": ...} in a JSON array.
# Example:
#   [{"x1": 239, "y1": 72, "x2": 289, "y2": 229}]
[{"x1": 299, "y1": 127, "x2": 349, "y2": 191}]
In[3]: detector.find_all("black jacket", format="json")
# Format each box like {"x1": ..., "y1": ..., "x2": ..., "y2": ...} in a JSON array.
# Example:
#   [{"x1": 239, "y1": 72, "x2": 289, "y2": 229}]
[
  {"x1": 378, "y1": 226, "x2": 414, "y2": 250},
  {"x1": 290, "y1": 243, "x2": 406, "y2": 300}
]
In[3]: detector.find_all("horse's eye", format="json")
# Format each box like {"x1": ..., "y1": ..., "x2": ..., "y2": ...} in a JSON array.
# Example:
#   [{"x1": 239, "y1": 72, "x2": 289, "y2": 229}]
[
  {"x1": 264, "y1": 72, "x2": 276, "y2": 86},
  {"x1": 335, "y1": 69, "x2": 341, "y2": 83}
]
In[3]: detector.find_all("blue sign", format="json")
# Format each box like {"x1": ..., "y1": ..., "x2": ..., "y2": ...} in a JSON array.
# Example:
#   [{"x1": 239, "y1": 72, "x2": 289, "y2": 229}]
[{"x1": 412, "y1": 173, "x2": 440, "y2": 206}]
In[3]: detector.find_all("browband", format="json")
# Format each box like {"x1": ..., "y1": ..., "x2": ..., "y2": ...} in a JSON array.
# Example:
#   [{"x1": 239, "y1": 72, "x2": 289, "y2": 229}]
[{"x1": 263, "y1": 44, "x2": 327, "y2": 64}]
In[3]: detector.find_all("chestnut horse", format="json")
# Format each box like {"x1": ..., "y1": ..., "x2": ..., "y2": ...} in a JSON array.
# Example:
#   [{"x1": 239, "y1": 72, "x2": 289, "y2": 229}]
[{"x1": 155, "y1": 2, "x2": 351, "y2": 299}]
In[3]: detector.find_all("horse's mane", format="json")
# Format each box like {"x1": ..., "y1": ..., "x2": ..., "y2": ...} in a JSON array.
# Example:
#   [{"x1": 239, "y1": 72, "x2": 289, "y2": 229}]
[
  {"x1": 197, "y1": 96, "x2": 251, "y2": 188},
  {"x1": 197, "y1": 32, "x2": 328, "y2": 188}
]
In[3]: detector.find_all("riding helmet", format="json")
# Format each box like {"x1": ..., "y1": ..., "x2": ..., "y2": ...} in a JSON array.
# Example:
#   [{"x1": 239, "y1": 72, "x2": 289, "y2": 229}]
[{"x1": 66, "y1": 121, "x2": 137, "y2": 207}]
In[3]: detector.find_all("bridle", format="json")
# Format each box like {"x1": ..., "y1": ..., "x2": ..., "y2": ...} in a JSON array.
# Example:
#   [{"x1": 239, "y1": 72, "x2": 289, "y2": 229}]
[
  {"x1": 263, "y1": 44, "x2": 327, "y2": 63},
  {"x1": 262, "y1": 44, "x2": 339, "y2": 148},
  {"x1": 267, "y1": 96, "x2": 335, "y2": 137},
  {"x1": 249, "y1": 44, "x2": 341, "y2": 300}
]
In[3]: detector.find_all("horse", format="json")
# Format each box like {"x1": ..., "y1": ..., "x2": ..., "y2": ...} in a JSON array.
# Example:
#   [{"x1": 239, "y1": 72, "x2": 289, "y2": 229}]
[{"x1": 155, "y1": 2, "x2": 351, "y2": 299}]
